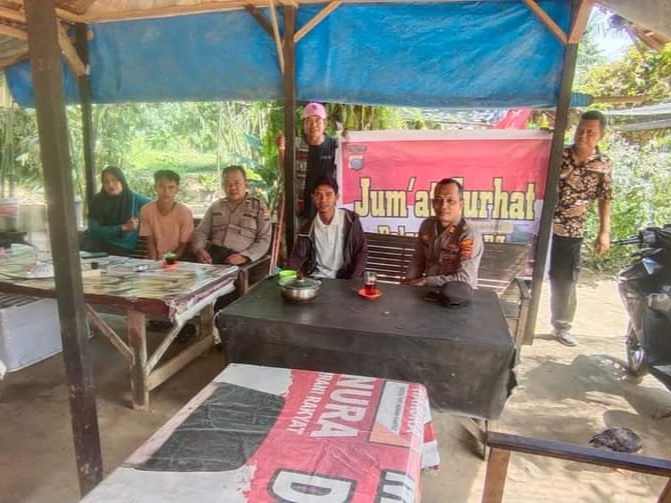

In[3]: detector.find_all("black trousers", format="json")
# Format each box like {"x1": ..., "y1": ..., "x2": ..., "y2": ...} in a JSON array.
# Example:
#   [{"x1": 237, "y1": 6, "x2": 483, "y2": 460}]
[{"x1": 549, "y1": 234, "x2": 582, "y2": 332}]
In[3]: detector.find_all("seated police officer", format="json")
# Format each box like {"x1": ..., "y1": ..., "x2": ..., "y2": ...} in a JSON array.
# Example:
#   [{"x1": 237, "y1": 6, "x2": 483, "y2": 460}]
[
  {"x1": 192, "y1": 165, "x2": 272, "y2": 265},
  {"x1": 403, "y1": 178, "x2": 483, "y2": 307}
]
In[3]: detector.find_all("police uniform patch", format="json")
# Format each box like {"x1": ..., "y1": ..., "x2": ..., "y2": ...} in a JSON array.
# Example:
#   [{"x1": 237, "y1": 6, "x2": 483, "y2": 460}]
[{"x1": 460, "y1": 239, "x2": 473, "y2": 260}]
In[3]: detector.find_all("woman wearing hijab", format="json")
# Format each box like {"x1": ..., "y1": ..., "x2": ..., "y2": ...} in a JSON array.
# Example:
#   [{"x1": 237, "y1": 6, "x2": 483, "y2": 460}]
[{"x1": 81, "y1": 166, "x2": 151, "y2": 256}]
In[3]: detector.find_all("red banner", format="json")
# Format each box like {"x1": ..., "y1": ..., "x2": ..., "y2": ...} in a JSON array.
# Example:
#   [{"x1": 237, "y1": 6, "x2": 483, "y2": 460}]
[{"x1": 339, "y1": 130, "x2": 552, "y2": 243}]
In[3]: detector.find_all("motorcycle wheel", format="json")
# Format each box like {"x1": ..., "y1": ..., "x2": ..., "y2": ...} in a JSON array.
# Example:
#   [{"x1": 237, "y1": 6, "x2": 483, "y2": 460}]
[{"x1": 626, "y1": 329, "x2": 649, "y2": 378}]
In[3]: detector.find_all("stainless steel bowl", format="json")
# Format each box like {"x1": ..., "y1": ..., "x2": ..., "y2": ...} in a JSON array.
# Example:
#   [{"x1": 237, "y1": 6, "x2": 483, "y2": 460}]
[{"x1": 278, "y1": 276, "x2": 321, "y2": 303}]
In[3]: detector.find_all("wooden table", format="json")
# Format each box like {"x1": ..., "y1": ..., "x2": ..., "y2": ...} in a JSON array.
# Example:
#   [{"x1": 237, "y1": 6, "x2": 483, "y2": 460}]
[
  {"x1": 220, "y1": 278, "x2": 516, "y2": 420},
  {"x1": 79, "y1": 363, "x2": 439, "y2": 502},
  {"x1": 0, "y1": 245, "x2": 238, "y2": 410}
]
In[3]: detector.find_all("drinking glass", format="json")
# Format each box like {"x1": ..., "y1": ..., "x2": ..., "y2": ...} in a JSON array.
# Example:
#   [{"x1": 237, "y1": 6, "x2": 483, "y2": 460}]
[{"x1": 364, "y1": 271, "x2": 377, "y2": 295}]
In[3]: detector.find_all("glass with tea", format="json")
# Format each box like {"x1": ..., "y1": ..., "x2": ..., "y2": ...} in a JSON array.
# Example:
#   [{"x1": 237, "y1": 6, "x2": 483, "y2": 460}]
[{"x1": 364, "y1": 271, "x2": 377, "y2": 296}]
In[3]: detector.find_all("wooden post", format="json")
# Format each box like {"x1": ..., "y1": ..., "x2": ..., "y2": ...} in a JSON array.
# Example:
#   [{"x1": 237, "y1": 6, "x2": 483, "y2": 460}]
[
  {"x1": 524, "y1": 0, "x2": 581, "y2": 344},
  {"x1": 75, "y1": 23, "x2": 96, "y2": 209},
  {"x1": 128, "y1": 309, "x2": 149, "y2": 410},
  {"x1": 282, "y1": 5, "x2": 297, "y2": 251},
  {"x1": 660, "y1": 478, "x2": 671, "y2": 503},
  {"x1": 23, "y1": 0, "x2": 102, "y2": 495},
  {"x1": 481, "y1": 448, "x2": 511, "y2": 503}
]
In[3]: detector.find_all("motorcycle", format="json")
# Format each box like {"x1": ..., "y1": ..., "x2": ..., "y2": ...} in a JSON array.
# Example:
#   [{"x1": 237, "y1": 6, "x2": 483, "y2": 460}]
[{"x1": 614, "y1": 224, "x2": 671, "y2": 391}]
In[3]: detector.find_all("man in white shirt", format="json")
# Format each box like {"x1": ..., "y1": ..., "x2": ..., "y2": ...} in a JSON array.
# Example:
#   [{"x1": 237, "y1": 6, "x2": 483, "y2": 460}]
[{"x1": 288, "y1": 176, "x2": 367, "y2": 279}]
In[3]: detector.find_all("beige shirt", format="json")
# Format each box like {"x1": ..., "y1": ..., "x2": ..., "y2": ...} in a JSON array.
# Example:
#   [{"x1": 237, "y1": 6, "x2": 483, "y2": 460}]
[
  {"x1": 139, "y1": 201, "x2": 194, "y2": 258},
  {"x1": 406, "y1": 216, "x2": 483, "y2": 289},
  {"x1": 192, "y1": 195, "x2": 272, "y2": 262}
]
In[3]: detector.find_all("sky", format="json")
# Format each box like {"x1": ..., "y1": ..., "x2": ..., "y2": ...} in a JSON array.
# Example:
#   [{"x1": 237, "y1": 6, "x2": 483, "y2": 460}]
[{"x1": 591, "y1": 8, "x2": 635, "y2": 62}]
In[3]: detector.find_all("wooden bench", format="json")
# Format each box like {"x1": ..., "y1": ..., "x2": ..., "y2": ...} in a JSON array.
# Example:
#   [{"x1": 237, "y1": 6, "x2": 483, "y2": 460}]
[
  {"x1": 482, "y1": 432, "x2": 671, "y2": 502},
  {"x1": 365, "y1": 232, "x2": 531, "y2": 349}
]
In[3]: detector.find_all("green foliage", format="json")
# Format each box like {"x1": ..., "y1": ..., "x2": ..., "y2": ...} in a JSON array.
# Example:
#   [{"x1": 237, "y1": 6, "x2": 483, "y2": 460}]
[
  {"x1": 576, "y1": 44, "x2": 671, "y2": 105},
  {"x1": 582, "y1": 136, "x2": 671, "y2": 272}
]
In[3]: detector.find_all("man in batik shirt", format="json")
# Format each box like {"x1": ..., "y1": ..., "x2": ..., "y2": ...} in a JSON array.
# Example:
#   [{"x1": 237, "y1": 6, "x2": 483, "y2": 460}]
[{"x1": 550, "y1": 110, "x2": 613, "y2": 346}]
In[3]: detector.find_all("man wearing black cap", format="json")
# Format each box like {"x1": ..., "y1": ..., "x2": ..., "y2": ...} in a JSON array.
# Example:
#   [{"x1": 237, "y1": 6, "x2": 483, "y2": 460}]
[
  {"x1": 288, "y1": 176, "x2": 367, "y2": 279},
  {"x1": 403, "y1": 178, "x2": 483, "y2": 307}
]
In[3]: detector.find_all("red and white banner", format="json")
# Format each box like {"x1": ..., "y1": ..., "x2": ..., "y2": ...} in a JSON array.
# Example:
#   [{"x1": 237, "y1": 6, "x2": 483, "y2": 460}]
[
  {"x1": 339, "y1": 130, "x2": 552, "y2": 243},
  {"x1": 82, "y1": 364, "x2": 438, "y2": 503}
]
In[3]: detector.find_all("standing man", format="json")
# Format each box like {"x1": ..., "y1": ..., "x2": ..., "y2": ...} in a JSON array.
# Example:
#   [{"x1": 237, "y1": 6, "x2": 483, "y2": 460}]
[
  {"x1": 277, "y1": 102, "x2": 338, "y2": 221},
  {"x1": 140, "y1": 170, "x2": 194, "y2": 260},
  {"x1": 288, "y1": 176, "x2": 367, "y2": 279},
  {"x1": 404, "y1": 178, "x2": 483, "y2": 307},
  {"x1": 550, "y1": 110, "x2": 612, "y2": 346},
  {"x1": 192, "y1": 165, "x2": 272, "y2": 265}
]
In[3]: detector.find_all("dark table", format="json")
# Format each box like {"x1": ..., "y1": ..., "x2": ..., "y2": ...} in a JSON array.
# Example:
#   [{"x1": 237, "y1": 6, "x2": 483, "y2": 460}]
[{"x1": 220, "y1": 278, "x2": 516, "y2": 420}]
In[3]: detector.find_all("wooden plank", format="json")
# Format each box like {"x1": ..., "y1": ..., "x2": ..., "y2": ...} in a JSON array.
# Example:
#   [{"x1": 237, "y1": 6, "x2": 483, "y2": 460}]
[
  {"x1": 0, "y1": 23, "x2": 28, "y2": 40},
  {"x1": 57, "y1": 22, "x2": 86, "y2": 76},
  {"x1": 146, "y1": 322, "x2": 183, "y2": 373},
  {"x1": 199, "y1": 303, "x2": 214, "y2": 339},
  {"x1": 55, "y1": 7, "x2": 86, "y2": 24},
  {"x1": 282, "y1": 5, "x2": 297, "y2": 249},
  {"x1": 0, "y1": 6, "x2": 26, "y2": 23},
  {"x1": 244, "y1": 4, "x2": 273, "y2": 37},
  {"x1": 127, "y1": 309, "x2": 149, "y2": 411},
  {"x1": 521, "y1": 0, "x2": 567, "y2": 44},
  {"x1": 74, "y1": 23, "x2": 96, "y2": 208},
  {"x1": 481, "y1": 448, "x2": 511, "y2": 503},
  {"x1": 23, "y1": 0, "x2": 102, "y2": 495},
  {"x1": 0, "y1": 50, "x2": 29, "y2": 68},
  {"x1": 147, "y1": 334, "x2": 213, "y2": 391},
  {"x1": 268, "y1": 0, "x2": 284, "y2": 74},
  {"x1": 294, "y1": 0, "x2": 341, "y2": 43},
  {"x1": 65, "y1": 2, "x2": 258, "y2": 23},
  {"x1": 568, "y1": 0, "x2": 595, "y2": 44},
  {"x1": 660, "y1": 479, "x2": 671, "y2": 503},
  {"x1": 85, "y1": 304, "x2": 132, "y2": 362},
  {"x1": 487, "y1": 432, "x2": 671, "y2": 477}
]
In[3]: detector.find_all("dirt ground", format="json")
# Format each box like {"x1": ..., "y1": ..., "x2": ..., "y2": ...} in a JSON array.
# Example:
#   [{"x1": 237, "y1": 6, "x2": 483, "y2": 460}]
[{"x1": 1, "y1": 275, "x2": 670, "y2": 503}]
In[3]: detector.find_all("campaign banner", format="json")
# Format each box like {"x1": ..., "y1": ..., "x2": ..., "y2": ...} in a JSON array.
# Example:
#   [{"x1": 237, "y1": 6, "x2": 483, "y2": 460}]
[
  {"x1": 339, "y1": 130, "x2": 552, "y2": 243},
  {"x1": 83, "y1": 364, "x2": 439, "y2": 503}
]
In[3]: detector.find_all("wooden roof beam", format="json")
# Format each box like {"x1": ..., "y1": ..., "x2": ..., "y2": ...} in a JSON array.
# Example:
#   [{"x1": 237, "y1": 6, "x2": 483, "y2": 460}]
[
  {"x1": 245, "y1": 4, "x2": 273, "y2": 37},
  {"x1": 0, "y1": 6, "x2": 25, "y2": 23},
  {"x1": 57, "y1": 23, "x2": 87, "y2": 77},
  {"x1": 0, "y1": 50, "x2": 28, "y2": 69},
  {"x1": 294, "y1": 0, "x2": 341, "y2": 44},
  {"x1": 7, "y1": 1, "x2": 85, "y2": 23},
  {"x1": 567, "y1": 0, "x2": 594, "y2": 44},
  {"x1": 0, "y1": 22, "x2": 27, "y2": 40},
  {"x1": 268, "y1": 0, "x2": 285, "y2": 74},
  {"x1": 522, "y1": 0, "x2": 567, "y2": 45},
  {"x1": 632, "y1": 26, "x2": 666, "y2": 51},
  {"x1": 74, "y1": 1, "x2": 262, "y2": 23},
  {"x1": 56, "y1": 7, "x2": 86, "y2": 24}
]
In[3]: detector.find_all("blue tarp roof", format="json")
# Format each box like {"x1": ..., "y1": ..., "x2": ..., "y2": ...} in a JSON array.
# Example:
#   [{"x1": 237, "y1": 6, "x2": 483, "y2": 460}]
[{"x1": 6, "y1": 1, "x2": 572, "y2": 108}]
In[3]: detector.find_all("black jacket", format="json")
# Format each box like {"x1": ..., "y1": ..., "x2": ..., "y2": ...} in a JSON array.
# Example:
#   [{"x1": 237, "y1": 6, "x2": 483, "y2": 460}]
[{"x1": 288, "y1": 209, "x2": 367, "y2": 279}]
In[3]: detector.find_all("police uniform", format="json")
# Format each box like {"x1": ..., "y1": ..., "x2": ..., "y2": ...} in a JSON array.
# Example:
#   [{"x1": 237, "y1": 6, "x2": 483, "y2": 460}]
[
  {"x1": 192, "y1": 195, "x2": 272, "y2": 262},
  {"x1": 406, "y1": 217, "x2": 483, "y2": 289}
]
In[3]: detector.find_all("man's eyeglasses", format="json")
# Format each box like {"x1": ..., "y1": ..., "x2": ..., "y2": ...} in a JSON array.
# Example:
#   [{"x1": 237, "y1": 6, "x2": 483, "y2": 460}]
[{"x1": 432, "y1": 197, "x2": 461, "y2": 206}]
